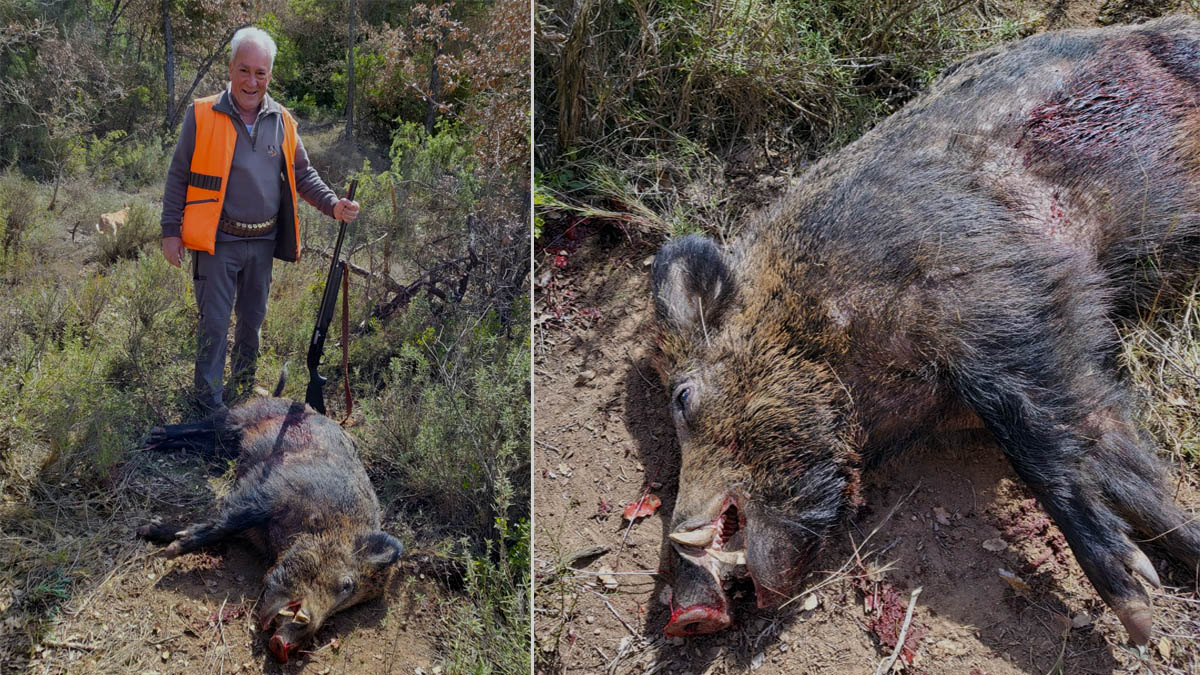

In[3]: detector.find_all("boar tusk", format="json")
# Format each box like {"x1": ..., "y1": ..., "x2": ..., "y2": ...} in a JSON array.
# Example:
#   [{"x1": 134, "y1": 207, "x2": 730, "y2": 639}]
[
  {"x1": 669, "y1": 527, "x2": 716, "y2": 548},
  {"x1": 706, "y1": 548, "x2": 746, "y2": 566},
  {"x1": 276, "y1": 609, "x2": 295, "y2": 617},
  {"x1": 294, "y1": 609, "x2": 311, "y2": 625}
]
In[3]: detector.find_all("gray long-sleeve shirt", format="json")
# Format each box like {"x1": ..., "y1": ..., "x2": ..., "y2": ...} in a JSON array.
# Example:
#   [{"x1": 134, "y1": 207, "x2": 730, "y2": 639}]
[{"x1": 161, "y1": 84, "x2": 338, "y2": 240}]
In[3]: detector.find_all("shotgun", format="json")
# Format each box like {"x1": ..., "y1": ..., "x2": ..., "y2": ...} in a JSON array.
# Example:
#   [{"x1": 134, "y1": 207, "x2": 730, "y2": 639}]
[{"x1": 305, "y1": 179, "x2": 358, "y2": 415}]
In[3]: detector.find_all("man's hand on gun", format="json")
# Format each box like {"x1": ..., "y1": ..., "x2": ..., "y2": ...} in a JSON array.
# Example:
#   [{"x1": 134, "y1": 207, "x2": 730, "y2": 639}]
[{"x1": 333, "y1": 199, "x2": 360, "y2": 223}]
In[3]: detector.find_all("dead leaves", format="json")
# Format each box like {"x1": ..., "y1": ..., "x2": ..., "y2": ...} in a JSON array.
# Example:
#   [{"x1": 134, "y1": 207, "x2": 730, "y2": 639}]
[{"x1": 622, "y1": 493, "x2": 661, "y2": 521}]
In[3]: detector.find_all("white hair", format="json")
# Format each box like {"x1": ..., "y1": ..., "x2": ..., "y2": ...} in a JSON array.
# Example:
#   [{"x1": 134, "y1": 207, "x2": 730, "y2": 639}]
[{"x1": 229, "y1": 27, "x2": 277, "y2": 68}]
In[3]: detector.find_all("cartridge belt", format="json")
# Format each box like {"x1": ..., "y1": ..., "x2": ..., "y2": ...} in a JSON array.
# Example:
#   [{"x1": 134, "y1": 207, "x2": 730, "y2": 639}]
[{"x1": 218, "y1": 214, "x2": 277, "y2": 237}]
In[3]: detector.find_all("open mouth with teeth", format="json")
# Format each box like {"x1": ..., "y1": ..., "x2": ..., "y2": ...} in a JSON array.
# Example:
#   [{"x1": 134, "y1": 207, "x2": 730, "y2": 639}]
[
  {"x1": 260, "y1": 598, "x2": 313, "y2": 662},
  {"x1": 664, "y1": 496, "x2": 748, "y2": 637}
]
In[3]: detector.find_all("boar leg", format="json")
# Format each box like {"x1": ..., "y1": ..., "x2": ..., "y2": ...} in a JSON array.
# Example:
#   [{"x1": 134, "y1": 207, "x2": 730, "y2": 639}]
[
  {"x1": 953, "y1": 314, "x2": 1200, "y2": 644},
  {"x1": 155, "y1": 499, "x2": 269, "y2": 557}
]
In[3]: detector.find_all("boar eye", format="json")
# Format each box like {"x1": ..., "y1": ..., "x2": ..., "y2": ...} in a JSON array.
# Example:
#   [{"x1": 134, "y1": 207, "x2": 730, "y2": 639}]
[{"x1": 673, "y1": 384, "x2": 693, "y2": 414}]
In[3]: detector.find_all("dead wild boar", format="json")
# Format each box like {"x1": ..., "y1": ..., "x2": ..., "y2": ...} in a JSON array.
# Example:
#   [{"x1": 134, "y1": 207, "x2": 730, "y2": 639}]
[
  {"x1": 651, "y1": 17, "x2": 1200, "y2": 645},
  {"x1": 137, "y1": 396, "x2": 403, "y2": 662}
]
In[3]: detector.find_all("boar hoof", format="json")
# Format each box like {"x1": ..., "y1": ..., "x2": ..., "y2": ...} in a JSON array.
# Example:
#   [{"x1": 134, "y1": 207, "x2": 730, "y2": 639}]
[
  {"x1": 163, "y1": 541, "x2": 183, "y2": 558},
  {"x1": 1115, "y1": 603, "x2": 1153, "y2": 645},
  {"x1": 1125, "y1": 549, "x2": 1161, "y2": 589}
]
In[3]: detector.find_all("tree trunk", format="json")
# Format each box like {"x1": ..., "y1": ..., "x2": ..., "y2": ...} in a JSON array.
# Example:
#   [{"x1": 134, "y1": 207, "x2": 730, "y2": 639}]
[
  {"x1": 345, "y1": 0, "x2": 356, "y2": 144},
  {"x1": 104, "y1": 0, "x2": 125, "y2": 51},
  {"x1": 49, "y1": 170, "x2": 61, "y2": 213},
  {"x1": 162, "y1": 0, "x2": 175, "y2": 130},
  {"x1": 168, "y1": 29, "x2": 237, "y2": 132},
  {"x1": 425, "y1": 24, "x2": 443, "y2": 135}
]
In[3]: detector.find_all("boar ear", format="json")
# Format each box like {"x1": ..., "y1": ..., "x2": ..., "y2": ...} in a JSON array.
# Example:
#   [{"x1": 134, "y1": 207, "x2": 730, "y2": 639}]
[
  {"x1": 652, "y1": 234, "x2": 735, "y2": 337},
  {"x1": 358, "y1": 531, "x2": 404, "y2": 569}
]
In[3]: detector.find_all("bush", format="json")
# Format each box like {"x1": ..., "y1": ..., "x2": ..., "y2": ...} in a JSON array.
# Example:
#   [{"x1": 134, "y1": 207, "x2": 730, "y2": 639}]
[
  {"x1": 365, "y1": 298, "x2": 530, "y2": 543},
  {"x1": 82, "y1": 131, "x2": 170, "y2": 189},
  {"x1": 0, "y1": 170, "x2": 42, "y2": 259},
  {"x1": 0, "y1": 253, "x2": 192, "y2": 491},
  {"x1": 535, "y1": 0, "x2": 1019, "y2": 236},
  {"x1": 443, "y1": 517, "x2": 531, "y2": 675}
]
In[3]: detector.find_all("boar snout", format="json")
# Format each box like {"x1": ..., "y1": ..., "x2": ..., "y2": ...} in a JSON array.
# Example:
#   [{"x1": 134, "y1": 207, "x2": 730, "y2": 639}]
[{"x1": 268, "y1": 634, "x2": 295, "y2": 663}]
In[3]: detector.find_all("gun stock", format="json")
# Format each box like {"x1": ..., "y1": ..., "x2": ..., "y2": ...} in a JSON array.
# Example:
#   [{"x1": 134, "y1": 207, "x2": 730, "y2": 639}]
[{"x1": 304, "y1": 179, "x2": 358, "y2": 415}]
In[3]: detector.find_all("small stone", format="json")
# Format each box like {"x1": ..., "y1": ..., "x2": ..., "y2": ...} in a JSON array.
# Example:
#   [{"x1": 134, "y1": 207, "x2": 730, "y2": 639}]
[
  {"x1": 997, "y1": 568, "x2": 1031, "y2": 592},
  {"x1": 598, "y1": 568, "x2": 619, "y2": 591},
  {"x1": 1071, "y1": 612, "x2": 1091, "y2": 628},
  {"x1": 802, "y1": 594, "x2": 819, "y2": 611},
  {"x1": 575, "y1": 370, "x2": 597, "y2": 385},
  {"x1": 751, "y1": 651, "x2": 765, "y2": 670},
  {"x1": 161, "y1": 651, "x2": 170, "y2": 661},
  {"x1": 982, "y1": 537, "x2": 1007, "y2": 552},
  {"x1": 932, "y1": 506, "x2": 952, "y2": 526},
  {"x1": 934, "y1": 639, "x2": 966, "y2": 656},
  {"x1": 585, "y1": 615, "x2": 596, "y2": 624}
]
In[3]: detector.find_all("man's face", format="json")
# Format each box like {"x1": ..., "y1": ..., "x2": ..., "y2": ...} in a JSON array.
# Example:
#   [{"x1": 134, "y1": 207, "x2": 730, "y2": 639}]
[{"x1": 229, "y1": 41, "x2": 272, "y2": 113}]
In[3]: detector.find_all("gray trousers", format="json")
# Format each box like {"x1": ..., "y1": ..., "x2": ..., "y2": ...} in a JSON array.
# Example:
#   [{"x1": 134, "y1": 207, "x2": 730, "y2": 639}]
[{"x1": 192, "y1": 239, "x2": 275, "y2": 408}]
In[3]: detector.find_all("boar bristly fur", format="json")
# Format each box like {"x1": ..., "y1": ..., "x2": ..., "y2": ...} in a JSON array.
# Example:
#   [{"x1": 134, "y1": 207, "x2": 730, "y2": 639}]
[
  {"x1": 138, "y1": 397, "x2": 402, "y2": 663},
  {"x1": 652, "y1": 17, "x2": 1200, "y2": 644}
]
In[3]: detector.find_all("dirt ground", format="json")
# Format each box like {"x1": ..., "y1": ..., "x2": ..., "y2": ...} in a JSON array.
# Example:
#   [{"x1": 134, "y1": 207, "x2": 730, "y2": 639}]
[
  {"x1": 531, "y1": 230, "x2": 1200, "y2": 675},
  {"x1": 1, "y1": 446, "x2": 449, "y2": 674}
]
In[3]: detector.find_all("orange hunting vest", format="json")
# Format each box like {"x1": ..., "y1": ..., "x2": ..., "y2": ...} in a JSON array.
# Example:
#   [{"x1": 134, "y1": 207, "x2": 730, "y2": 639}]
[{"x1": 181, "y1": 94, "x2": 302, "y2": 261}]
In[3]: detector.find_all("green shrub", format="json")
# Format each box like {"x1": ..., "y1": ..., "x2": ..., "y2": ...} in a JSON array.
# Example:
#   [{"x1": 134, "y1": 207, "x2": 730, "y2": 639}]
[
  {"x1": 0, "y1": 170, "x2": 42, "y2": 259},
  {"x1": 364, "y1": 299, "x2": 530, "y2": 543},
  {"x1": 82, "y1": 131, "x2": 170, "y2": 189},
  {"x1": 444, "y1": 517, "x2": 531, "y2": 675}
]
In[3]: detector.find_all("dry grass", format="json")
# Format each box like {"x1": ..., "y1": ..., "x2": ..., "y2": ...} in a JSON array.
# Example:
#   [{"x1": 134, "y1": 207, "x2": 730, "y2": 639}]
[
  {"x1": 0, "y1": 452, "x2": 215, "y2": 672},
  {"x1": 1120, "y1": 294, "x2": 1200, "y2": 674},
  {"x1": 535, "y1": 0, "x2": 1034, "y2": 240},
  {"x1": 1124, "y1": 291, "x2": 1200, "y2": 468}
]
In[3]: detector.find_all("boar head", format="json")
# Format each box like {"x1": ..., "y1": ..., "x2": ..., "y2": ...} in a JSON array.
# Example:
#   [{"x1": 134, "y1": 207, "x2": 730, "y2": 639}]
[
  {"x1": 258, "y1": 530, "x2": 403, "y2": 662},
  {"x1": 651, "y1": 234, "x2": 862, "y2": 637}
]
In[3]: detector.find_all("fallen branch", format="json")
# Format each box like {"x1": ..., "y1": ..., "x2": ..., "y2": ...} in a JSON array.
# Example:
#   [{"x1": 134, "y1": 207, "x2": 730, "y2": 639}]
[
  {"x1": 360, "y1": 254, "x2": 477, "y2": 330},
  {"x1": 302, "y1": 246, "x2": 403, "y2": 294},
  {"x1": 41, "y1": 639, "x2": 98, "y2": 651}
]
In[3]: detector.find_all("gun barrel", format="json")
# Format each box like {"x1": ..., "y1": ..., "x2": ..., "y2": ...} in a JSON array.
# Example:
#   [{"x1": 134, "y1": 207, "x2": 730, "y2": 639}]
[{"x1": 305, "y1": 179, "x2": 359, "y2": 414}]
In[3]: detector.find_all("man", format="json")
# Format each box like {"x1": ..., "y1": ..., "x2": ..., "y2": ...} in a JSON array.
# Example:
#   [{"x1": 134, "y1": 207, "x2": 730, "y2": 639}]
[{"x1": 161, "y1": 26, "x2": 359, "y2": 415}]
